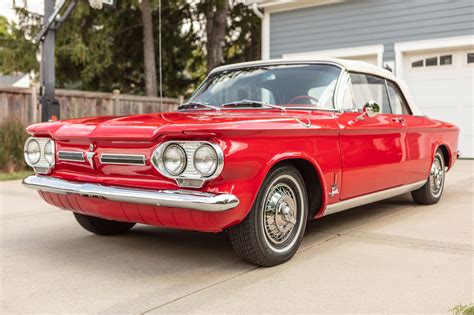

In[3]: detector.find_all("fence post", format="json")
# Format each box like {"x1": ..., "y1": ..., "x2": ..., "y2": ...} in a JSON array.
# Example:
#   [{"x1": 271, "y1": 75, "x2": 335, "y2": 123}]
[
  {"x1": 112, "y1": 89, "x2": 120, "y2": 116},
  {"x1": 31, "y1": 84, "x2": 38, "y2": 123}
]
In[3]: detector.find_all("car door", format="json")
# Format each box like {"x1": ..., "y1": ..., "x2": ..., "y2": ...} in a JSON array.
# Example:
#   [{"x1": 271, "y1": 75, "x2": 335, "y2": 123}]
[
  {"x1": 385, "y1": 80, "x2": 437, "y2": 184},
  {"x1": 336, "y1": 73, "x2": 409, "y2": 200}
]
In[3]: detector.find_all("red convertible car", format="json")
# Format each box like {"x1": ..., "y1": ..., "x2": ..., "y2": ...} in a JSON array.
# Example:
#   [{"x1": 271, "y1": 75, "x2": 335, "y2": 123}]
[{"x1": 23, "y1": 58, "x2": 459, "y2": 266}]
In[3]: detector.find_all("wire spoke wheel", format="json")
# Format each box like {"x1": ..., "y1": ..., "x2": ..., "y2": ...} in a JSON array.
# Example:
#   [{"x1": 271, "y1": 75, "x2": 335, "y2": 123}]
[
  {"x1": 263, "y1": 182, "x2": 298, "y2": 247},
  {"x1": 228, "y1": 166, "x2": 308, "y2": 266},
  {"x1": 429, "y1": 156, "x2": 444, "y2": 197}
]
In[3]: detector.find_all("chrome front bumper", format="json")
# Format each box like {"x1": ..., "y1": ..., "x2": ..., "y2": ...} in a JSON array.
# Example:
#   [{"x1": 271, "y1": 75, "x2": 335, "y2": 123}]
[{"x1": 23, "y1": 175, "x2": 240, "y2": 212}]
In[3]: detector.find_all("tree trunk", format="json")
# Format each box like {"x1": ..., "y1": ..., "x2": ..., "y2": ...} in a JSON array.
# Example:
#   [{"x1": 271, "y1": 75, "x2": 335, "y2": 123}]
[
  {"x1": 140, "y1": 0, "x2": 158, "y2": 97},
  {"x1": 206, "y1": 0, "x2": 229, "y2": 73}
]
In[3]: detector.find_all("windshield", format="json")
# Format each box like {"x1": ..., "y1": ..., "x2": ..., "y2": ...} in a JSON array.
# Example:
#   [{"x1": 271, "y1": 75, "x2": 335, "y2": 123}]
[{"x1": 188, "y1": 64, "x2": 341, "y2": 109}]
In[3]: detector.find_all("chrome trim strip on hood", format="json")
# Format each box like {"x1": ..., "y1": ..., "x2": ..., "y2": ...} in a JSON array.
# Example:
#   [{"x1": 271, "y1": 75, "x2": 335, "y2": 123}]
[
  {"x1": 99, "y1": 154, "x2": 146, "y2": 166},
  {"x1": 58, "y1": 151, "x2": 85, "y2": 162},
  {"x1": 23, "y1": 175, "x2": 240, "y2": 212}
]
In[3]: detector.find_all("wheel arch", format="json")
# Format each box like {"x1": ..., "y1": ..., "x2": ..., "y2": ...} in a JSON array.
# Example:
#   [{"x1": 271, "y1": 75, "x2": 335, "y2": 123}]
[
  {"x1": 264, "y1": 154, "x2": 327, "y2": 219},
  {"x1": 434, "y1": 142, "x2": 452, "y2": 170}
]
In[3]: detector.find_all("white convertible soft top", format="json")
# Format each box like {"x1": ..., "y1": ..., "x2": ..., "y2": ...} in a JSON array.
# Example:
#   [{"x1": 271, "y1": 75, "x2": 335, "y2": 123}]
[{"x1": 211, "y1": 57, "x2": 422, "y2": 115}]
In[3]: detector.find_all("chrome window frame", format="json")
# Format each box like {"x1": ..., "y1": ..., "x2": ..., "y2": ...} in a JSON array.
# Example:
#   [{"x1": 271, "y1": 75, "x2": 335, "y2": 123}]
[
  {"x1": 191, "y1": 61, "x2": 417, "y2": 115},
  {"x1": 188, "y1": 61, "x2": 346, "y2": 112}
]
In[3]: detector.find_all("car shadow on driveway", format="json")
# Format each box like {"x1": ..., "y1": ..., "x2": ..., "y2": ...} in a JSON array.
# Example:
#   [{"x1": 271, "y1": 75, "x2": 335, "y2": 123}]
[{"x1": 29, "y1": 194, "x2": 416, "y2": 273}]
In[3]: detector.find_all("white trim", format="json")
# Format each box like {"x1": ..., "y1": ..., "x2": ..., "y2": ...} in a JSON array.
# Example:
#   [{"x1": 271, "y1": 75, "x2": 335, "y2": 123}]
[
  {"x1": 394, "y1": 35, "x2": 474, "y2": 79},
  {"x1": 282, "y1": 44, "x2": 384, "y2": 67},
  {"x1": 262, "y1": 11, "x2": 270, "y2": 60},
  {"x1": 257, "y1": 0, "x2": 342, "y2": 13}
]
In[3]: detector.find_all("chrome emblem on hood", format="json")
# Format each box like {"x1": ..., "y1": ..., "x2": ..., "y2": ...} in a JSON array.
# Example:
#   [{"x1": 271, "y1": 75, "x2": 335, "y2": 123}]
[{"x1": 86, "y1": 144, "x2": 95, "y2": 169}]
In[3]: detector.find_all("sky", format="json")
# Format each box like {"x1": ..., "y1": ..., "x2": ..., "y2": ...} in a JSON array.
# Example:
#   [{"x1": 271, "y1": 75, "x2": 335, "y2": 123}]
[{"x1": 1, "y1": 0, "x2": 44, "y2": 22}]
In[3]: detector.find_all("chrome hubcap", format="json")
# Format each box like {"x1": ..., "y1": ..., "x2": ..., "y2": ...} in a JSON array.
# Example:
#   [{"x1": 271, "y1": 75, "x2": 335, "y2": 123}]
[
  {"x1": 264, "y1": 183, "x2": 298, "y2": 245},
  {"x1": 430, "y1": 157, "x2": 444, "y2": 196}
]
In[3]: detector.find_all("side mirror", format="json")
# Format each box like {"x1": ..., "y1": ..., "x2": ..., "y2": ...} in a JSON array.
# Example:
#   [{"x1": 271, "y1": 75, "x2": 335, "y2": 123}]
[{"x1": 363, "y1": 101, "x2": 380, "y2": 118}]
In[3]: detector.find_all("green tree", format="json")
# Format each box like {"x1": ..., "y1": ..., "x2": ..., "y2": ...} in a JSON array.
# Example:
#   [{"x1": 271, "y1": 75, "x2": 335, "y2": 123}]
[
  {"x1": 1, "y1": 0, "x2": 261, "y2": 98},
  {"x1": 0, "y1": 15, "x2": 38, "y2": 75}
]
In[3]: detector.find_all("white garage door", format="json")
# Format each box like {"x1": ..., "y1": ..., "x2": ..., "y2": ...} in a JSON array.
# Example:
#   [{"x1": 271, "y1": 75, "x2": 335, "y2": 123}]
[{"x1": 403, "y1": 48, "x2": 474, "y2": 158}]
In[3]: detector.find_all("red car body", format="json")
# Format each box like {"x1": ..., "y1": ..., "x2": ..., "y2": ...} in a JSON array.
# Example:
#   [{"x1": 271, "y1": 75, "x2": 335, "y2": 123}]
[{"x1": 23, "y1": 59, "x2": 460, "y2": 234}]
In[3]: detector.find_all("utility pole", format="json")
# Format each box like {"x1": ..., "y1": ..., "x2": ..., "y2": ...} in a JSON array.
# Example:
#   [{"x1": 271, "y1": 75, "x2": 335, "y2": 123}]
[{"x1": 40, "y1": 0, "x2": 60, "y2": 122}]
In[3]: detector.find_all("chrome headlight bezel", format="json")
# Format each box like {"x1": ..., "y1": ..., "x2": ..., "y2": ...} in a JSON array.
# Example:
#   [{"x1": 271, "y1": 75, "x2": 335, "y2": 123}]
[
  {"x1": 24, "y1": 137, "x2": 56, "y2": 174},
  {"x1": 154, "y1": 143, "x2": 187, "y2": 176},
  {"x1": 24, "y1": 138, "x2": 41, "y2": 165},
  {"x1": 151, "y1": 141, "x2": 224, "y2": 188},
  {"x1": 193, "y1": 144, "x2": 218, "y2": 177}
]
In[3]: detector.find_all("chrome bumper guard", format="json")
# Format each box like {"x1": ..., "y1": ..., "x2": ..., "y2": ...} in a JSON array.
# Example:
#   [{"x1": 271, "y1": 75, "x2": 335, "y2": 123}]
[{"x1": 23, "y1": 175, "x2": 240, "y2": 212}]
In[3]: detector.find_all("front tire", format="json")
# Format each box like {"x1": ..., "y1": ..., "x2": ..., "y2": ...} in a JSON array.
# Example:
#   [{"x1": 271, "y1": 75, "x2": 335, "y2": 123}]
[
  {"x1": 228, "y1": 165, "x2": 308, "y2": 267},
  {"x1": 411, "y1": 149, "x2": 445, "y2": 205},
  {"x1": 74, "y1": 213, "x2": 136, "y2": 236}
]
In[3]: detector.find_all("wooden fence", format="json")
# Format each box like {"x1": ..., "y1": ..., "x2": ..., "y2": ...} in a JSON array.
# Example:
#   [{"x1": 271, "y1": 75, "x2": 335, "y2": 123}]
[{"x1": 0, "y1": 86, "x2": 181, "y2": 125}]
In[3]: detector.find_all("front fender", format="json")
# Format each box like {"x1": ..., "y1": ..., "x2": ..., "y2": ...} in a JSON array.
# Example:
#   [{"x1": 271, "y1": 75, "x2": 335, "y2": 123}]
[{"x1": 204, "y1": 132, "x2": 341, "y2": 228}]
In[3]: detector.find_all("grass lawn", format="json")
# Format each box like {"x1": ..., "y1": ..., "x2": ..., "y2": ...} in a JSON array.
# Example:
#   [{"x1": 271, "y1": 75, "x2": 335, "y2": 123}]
[{"x1": 0, "y1": 171, "x2": 33, "y2": 181}]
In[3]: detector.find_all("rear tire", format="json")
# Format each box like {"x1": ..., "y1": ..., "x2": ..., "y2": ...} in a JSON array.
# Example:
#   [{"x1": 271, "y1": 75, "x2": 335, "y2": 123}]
[
  {"x1": 74, "y1": 213, "x2": 135, "y2": 236},
  {"x1": 411, "y1": 149, "x2": 445, "y2": 205},
  {"x1": 228, "y1": 165, "x2": 308, "y2": 267}
]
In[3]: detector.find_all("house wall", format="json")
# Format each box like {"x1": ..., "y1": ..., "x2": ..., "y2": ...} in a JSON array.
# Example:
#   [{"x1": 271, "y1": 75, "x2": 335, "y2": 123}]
[{"x1": 269, "y1": 0, "x2": 474, "y2": 60}]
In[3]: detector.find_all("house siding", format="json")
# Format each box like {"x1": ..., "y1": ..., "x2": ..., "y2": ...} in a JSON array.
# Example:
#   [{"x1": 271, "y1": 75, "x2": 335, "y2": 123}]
[{"x1": 269, "y1": 0, "x2": 474, "y2": 60}]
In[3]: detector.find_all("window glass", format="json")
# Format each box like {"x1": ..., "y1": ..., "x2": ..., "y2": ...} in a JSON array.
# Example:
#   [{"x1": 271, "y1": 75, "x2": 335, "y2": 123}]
[
  {"x1": 440, "y1": 55, "x2": 452, "y2": 65},
  {"x1": 341, "y1": 78, "x2": 355, "y2": 111},
  {"x1": 387, "y1": 81, "x2": 411, "y2": 115},
  {"x1": 189, "y1": 64, "x2": 341, "y2": 109},
  {"x1": 467, "y1": 53, "x2": 474, "y2": 64},
  {"x1": 412, "y1": 60, "x2": 423, "y2": 68},
  {"x1": 425, "y1": 57, "x2": 438, "y2": 66},
  {"x1": 349, "y1": 73, "x2": 392, "y2": 114}
]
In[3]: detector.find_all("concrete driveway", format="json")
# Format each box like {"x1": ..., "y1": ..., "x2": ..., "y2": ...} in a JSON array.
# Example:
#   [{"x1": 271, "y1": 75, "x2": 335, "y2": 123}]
[{"x1": 1, "y1": 160, "x2": 472, "y2": 314}]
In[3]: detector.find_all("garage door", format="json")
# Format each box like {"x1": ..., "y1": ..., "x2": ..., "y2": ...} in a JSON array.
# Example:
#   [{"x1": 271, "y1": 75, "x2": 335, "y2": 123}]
[{"x1": 403, "y1": 48, "x2": 474, "y2": 158}]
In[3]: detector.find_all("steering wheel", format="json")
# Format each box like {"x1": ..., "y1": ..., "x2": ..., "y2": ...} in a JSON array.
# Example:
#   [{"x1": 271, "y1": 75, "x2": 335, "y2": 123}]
[{"x1": 287, "y1": 95, "x2": 319, "y2": 105}]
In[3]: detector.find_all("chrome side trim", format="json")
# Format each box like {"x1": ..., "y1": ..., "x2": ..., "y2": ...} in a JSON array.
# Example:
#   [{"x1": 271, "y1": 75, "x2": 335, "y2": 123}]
[
  {"x1": 99, "y1": 154, "x2": 146, "y2": 166},
  {"x1": 323, "y1": 180, "x2": 427, "y2": 216},
  {"x1": 23, "y1": 175, "x2": 240, "y2": 212},
  {"x1": 58, "y1": 151, "x2": 85, "y2": 162}
]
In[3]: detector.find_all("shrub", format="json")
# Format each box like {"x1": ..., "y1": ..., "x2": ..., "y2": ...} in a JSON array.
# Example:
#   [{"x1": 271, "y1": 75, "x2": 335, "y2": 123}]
[{"x1": 0, "y1": 117, "x2": 29, "y2": 172}]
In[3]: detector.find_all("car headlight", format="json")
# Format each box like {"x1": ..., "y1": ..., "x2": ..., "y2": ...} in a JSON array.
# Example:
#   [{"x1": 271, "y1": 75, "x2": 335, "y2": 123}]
[
  {"x1": 151, "y1": 141, "x2": 224, "y2": 188},
  {"x1": 161, "y1": 144, "x2": 187, "y2": 176},
  {"x1": 44, "y1": 140, "x2": 55, "y2": 166},
  {"x1": 193, "y1": 144, "x2": 218, "y2": 177},
  {"x1": 24, "y1": 137, "x2": 56, "y2": 174},
  {"x1": 24, "y1": 138, "x2": 41, "y2": 165}
]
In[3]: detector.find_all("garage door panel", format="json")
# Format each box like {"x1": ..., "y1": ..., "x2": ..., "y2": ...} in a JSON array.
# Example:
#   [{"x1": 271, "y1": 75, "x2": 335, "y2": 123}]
[{"x1": 403, "y1": 47, "x2": 474, "y2": 158}]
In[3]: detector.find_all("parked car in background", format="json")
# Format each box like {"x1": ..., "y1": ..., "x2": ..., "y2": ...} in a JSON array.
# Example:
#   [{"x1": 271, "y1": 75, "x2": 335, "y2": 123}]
[{"x1": 23, "y1": 58, "x2": 459, "y2": 266}]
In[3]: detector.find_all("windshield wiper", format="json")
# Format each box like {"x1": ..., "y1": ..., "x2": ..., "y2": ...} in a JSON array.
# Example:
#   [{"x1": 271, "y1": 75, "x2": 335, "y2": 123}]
[
  {"x1": 178, "y1": 101, "x2": 221, "y2": 111},
  {"x1": 221, "y1": 100, "x2": 286, "y2": 112}
]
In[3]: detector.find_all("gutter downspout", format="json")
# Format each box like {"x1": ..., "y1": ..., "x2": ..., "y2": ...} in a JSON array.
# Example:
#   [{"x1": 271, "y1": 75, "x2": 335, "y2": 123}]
[
  {"x1": 252, "y1": 3, "x2": 270, "y2": 60},
  {"x1": 252, "y1": 3, "x2": 264, "y2": 18}
]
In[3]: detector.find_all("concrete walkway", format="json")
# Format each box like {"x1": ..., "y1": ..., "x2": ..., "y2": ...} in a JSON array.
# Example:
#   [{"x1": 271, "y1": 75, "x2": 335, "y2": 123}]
[{"x1": 1, "y1": 161, "x2": 472, "y2": 314}]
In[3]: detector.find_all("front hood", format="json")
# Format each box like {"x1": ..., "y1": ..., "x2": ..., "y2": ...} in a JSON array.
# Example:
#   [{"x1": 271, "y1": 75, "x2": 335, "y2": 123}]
[{"x1": 27, "y1": 110, "x2": 329, "y2": 141}]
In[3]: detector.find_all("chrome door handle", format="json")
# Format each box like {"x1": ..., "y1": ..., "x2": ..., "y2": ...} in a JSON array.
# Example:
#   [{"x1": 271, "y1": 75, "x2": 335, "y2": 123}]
[
  {"x1": 392, "y1": 117, "x2": 406, "y2": 125},
  {"x1": 392, "y1": 117, "x2": 405, "y2": 123}
]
